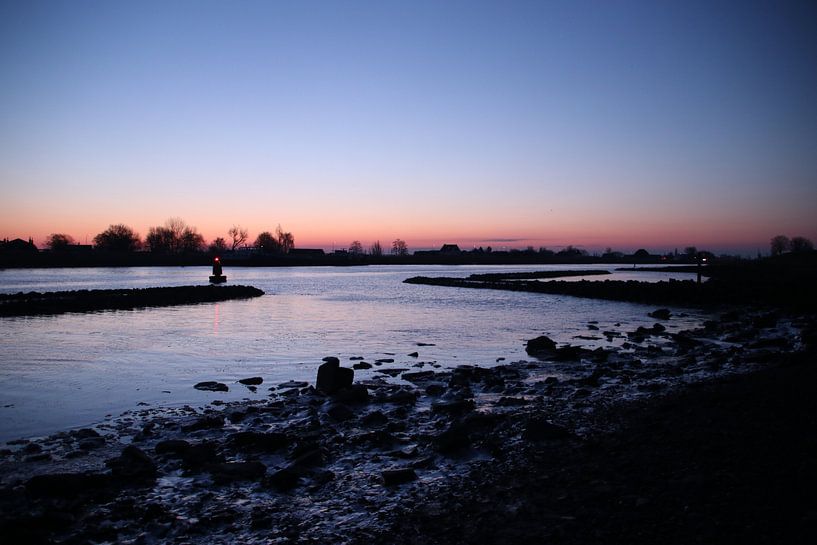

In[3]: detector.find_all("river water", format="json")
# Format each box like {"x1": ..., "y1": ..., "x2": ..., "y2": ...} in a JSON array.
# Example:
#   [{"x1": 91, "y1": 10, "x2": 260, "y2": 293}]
[{"x1": 0, "y1": 264, "x2": 705, "y2": 441}]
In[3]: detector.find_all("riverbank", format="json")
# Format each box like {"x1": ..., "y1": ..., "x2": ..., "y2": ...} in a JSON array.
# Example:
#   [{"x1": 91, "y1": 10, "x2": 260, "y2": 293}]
[
  {"x1": 406, "y1": 253, "x2": 817, "y2": 310},
  {"x1": 0, "y1": 285, "x2": 264, "y2": 317},
  {"x1": 0, "y1": 308, "x2": 813, "y2": 544}
]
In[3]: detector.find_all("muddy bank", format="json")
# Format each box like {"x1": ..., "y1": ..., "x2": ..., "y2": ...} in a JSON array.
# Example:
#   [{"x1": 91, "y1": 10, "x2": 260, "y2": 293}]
[
  {"x1": 0, "y1": 285, "x2": 264, "y2": 317},
  {"x1": 0, "y1": 309, "x2": 813, "y2": 544},
  {"x1": 405, "y1": 275, "x2": 717, "y2": 306},
  {"x1": 407, "y1": 255, "x2": 817, "y2": 311}
]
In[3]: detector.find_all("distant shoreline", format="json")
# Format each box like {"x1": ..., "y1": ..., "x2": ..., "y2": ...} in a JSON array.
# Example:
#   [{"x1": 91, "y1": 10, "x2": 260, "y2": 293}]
[{"x1": 0, "y1": 251, "x2": 694, "y2": 269}]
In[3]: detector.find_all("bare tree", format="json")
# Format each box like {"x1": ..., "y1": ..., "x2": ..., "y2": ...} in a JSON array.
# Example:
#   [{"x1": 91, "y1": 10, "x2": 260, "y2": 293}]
[
  {"x1": 275, "y1": 225, "x2": 294, "y2": 253},
  {"x1": 770, "y1": 235, "x2": 790, "y2": 256},
  {"x1": 369, "y1": 240, "x2": 383, "y2": 256},
  {"x1": 791, "y1": 236, "x2": 814, "y2": 253},
  {"x1": 349, "y1": 240, "x2": 364, "y2": 255},
  {"x1": 391, "y1": 239, "x2": 408, "y2": 256},
  {"x1": 93, "y1": 224, "x2": 141, "y2": 252},
  {"x1": 46, "y1": 233, "x2": 75, "y2": 251},
  {"x1": 228, "y1": 225, "x2": 248, "y2": 251}
]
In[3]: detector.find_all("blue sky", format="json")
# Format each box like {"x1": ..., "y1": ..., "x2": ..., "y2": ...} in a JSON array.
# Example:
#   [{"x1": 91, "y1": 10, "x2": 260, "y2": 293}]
[{"x1": 1, "y1": 0, "x2": 815, "y2": 253}]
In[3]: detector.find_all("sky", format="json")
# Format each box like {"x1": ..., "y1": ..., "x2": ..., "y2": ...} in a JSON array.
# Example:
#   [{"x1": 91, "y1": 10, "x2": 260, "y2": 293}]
[{"x1": 1, "y1": 0, "x2": 815, "y2": 255}]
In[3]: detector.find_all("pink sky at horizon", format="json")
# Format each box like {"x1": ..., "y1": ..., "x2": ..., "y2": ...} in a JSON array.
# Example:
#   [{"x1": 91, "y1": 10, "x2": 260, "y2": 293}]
[
  {"x1": 2, "y1": 2, "x2": 816, "y2": 257},
  {"x1": 2, "y1": 204, "x2": 813, "y2": 255}
]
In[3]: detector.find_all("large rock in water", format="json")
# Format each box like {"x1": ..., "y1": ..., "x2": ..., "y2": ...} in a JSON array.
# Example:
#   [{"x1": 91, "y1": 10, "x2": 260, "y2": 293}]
[
  {"x1": 525, "y1": 335, "x2": 557, "y2": 355},
  {"x1": 316, "y1": 357, "x2": 354, "y2": 394}
]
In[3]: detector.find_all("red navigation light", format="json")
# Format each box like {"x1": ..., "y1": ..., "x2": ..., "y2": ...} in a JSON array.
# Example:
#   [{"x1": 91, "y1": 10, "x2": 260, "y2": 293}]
[{"x1": 215, "y1": 257, "x2": 220, "y2": 262}]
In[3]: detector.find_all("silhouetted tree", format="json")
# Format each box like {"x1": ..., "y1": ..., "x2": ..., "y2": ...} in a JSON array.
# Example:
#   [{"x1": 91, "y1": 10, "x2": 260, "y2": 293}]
[
  {"x1": 208, "y1": 237, "x2": 228, "y2": 253},
  {"x1": 391, "y1": 239, "x2": 408, "y2": 256},
  {"x1": 228, "y1": 225, "x2": 248, "y2": 251},
  {"x1": 276, "y1": 225, "x2": 294, "y2": 253},
  {"x1": 93, "y1": 224, "x2": 141, "y2": 252},
  {"x1": 146, "y1": 226, "x2": 175, "y2": 253},
  {"x1": 179, "y1": 229, "x2": 205, "y2": 253},
  {"x1": 770, "y1": 235, "x2": 790, "y2": 256},
  {"x1": 790, "y1": 236, "x2": 814, "y2": 253},
  {"x1": 370, "y1": 240, "x2": 383, "y2": 256},
  {"x1": 46, "y1": 233, "x2": 74, "y2": 251},
  {"x1": 254, "y1": 231, "x2": 282, "y2": 253},
  {"x1": 145, "y1": 218, "x2": 202, "y2": 254},
  {"x1": 349, "y1": 241, "x2": 364, "y2": 255}
]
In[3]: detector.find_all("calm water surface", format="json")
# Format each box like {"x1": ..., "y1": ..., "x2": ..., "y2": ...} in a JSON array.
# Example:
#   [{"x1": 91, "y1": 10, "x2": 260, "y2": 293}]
[{"x1": 0, "y1": 265, "x2": 705, "y2": 441}]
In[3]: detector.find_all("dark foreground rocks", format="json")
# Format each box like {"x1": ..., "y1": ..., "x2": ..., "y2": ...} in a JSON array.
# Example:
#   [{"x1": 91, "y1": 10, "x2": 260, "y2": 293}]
[
  {"x1": 0, "y1": 311, "x2": 814, "y2": 545},
  {"x1": 382, "y1": 356, "x2": 817, "y2": 545},
  {"x1": 0, "y1": 285, "x2": 265, "y2": 317}
]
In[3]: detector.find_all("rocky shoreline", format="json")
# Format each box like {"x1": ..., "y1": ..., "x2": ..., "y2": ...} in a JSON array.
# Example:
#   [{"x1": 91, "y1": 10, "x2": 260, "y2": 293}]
[
  {"x1": 0, "y1": 306, "x2": 814, "y2": 544},
  {"x1": 0, "y1": 285, "x2": 265, "y2": 317}
]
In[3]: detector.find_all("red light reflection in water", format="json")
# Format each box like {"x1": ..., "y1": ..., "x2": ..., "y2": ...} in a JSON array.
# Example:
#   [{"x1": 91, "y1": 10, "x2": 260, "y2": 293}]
[{"x1": 213, "y1": 303, "x2": 220, "y2": 336}]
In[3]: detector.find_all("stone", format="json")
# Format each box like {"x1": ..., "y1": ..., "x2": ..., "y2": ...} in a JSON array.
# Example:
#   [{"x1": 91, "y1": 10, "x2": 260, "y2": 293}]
[
  {"x1": 332, "y1": 384, "x2": 370, "y2": 404},
  {"x1": 525, "y1": 335, "x2": 557, "y2": 355},
  {"x1": 407, "y1": 352, "x2": 419, "y2": 357},
  {"x1": 238, "y1": 377, "x2": 263, "y2": 386},
  {"x1": 361, "y1": 410, "x2": 389, "y2": 427},
  {"x1": 228, "y1": 431, "x2": 290, "y2": 452},
  {"x1": 326, "y1": 403, "x2": 355, "y2": 422},
  {"x1": 182, "y1": 414, "x2": 225, "y2": 432},
  {"x1": 649, "y1": 308, "x2": 672, "y2": 320},
  {"x1": 181, "y1": 442, "x2": 223, "y2": 469},
  {"x1": 154, "y1": 439, "x2": 192, "y2": 455},
  {"x1": 436, "y1": 423, "x2": 470, "y2": 453},
  {"x1": 106, "y1": 446, "x2": 157, "y2": 482},
  {"x1": 425, "y1": 384, "x2": 446, "y2": 396},
  {"x1": 74, "y1": 428, "x2": 100, "y2": 439},
  {"x1": 267, "y1": 467, "x2": 300, "y2": 491},
  {"x1": 382, "y1": 467, "x2": 418, "y2": 486},
  {"x1": 316, "y1": 359, "x2": 354, "y2": 394},
  {"x1": 353, "y1": 361, "x2": 373, "y2": 370},
  {"x1": 194, "y1": 381, "x2": 229, "y2": 392}
]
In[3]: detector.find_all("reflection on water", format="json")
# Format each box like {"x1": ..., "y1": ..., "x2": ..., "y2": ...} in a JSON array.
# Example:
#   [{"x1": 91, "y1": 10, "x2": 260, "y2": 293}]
[{"x1": 0, "y1": 265, "x2": 705, "y2": 440}]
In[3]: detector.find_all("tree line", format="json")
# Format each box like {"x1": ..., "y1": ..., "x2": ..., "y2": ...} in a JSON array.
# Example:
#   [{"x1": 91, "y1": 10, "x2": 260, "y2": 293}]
[{"x1": 44, "y1": 219, "x2": 295, "y2": 255}]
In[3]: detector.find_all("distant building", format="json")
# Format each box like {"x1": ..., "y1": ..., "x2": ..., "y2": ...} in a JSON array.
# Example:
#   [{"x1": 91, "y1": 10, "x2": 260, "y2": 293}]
[
  {"x1": 0, "y1": 238, "x2": 38, "y2": 253},
  {"x1": 439, "y1": 244, "x2": 461, "y2": 254},
  {"x1": 289, "y1": 248, "x2": 326, "y2": 257}
]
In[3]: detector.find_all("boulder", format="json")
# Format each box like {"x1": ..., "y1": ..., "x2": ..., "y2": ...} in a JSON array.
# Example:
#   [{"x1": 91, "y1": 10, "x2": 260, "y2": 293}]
[
  {"x1": 154, "y1": 439, "x2": 192, "y2": 455},
  {"x1": 194, "y1": 381, "x2": 229, "y2": 392},
  {"x1": 316, "y1": 359, "x2": 354, "y2": 394},
  {"x1": 649, "y1": 308, "x2": 672, "y2": 320},
  {"x1": 525, "y1": 335, "x2": 557, "y2": 355},
  {"x1": 353, "y1": 361, "x2": 373, "y2": 370},
  {"x1": 238, "y1": 377, "x2": 263, "y2": 386}
]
